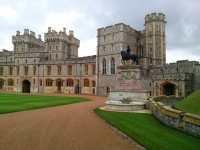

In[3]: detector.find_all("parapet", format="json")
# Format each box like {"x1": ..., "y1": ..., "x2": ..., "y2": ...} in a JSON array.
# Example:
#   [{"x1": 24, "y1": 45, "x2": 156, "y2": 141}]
[
  {"x1": 145, "y1": 12, "x2": 166, "y2": 23},
  {"x1": 45, "y1": 27, "x2": 80, "y2": 47}
]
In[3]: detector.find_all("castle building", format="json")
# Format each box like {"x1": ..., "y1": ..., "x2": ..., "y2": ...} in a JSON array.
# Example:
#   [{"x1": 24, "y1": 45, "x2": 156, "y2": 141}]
[{"x1": 0, "y1": 13, "x2": 200, "y2": 97}]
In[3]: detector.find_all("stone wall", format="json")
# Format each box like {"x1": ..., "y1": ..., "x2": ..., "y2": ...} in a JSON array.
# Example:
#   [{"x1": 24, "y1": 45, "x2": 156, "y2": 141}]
[{"x1": 149, "y1": 96, "x2": 200, "y2": 138}]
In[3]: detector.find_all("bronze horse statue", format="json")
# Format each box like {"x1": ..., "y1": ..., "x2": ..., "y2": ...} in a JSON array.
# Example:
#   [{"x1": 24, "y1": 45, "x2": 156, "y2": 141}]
[{"x1": 121, "y1": 50, "x2": 138, "y2": 65}]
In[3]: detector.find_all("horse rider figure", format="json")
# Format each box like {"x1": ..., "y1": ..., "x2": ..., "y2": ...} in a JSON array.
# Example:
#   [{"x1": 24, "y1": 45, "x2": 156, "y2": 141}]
[{"x1": 126, "y1": 46, "x2": 131, "y2": 59}]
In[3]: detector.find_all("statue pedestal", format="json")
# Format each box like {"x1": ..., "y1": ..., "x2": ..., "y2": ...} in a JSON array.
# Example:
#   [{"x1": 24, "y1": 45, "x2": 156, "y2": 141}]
[{"x1": 106, "y1": 65, "x2": 150, "y2": 111}]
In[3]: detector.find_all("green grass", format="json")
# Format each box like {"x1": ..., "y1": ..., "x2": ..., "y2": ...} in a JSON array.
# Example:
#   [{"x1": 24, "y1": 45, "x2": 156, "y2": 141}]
[
  {"x1": 0, "y1": 93, "x2": 88, "y2": 114},
  {"x1": 94, "y1": 109, "x2": 200, "y2": 150},
  {"x1": 175, "y1": 89, "x2": 200, "y2": 115}
]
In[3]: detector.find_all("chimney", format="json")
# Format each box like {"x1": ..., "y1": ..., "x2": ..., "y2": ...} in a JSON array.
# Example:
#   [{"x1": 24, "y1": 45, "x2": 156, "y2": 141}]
[
  {"x1": 69, "y1": 30, "x2": 74, "y2": 36},
  {"x1": 16, "y1": 31, "x2": 20, "y2": 35},
  {"x1": 63, "y1": 27, "x2": 66, "y2": 33},
  {"x1": 48, "y1": 27, "x2": 51, "y2": 32}
]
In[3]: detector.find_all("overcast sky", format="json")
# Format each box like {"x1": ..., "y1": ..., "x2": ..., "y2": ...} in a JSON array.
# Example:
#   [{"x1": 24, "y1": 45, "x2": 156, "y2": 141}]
[{"x1": 0, "y1": 0, "x2": 200, "y2": 63}]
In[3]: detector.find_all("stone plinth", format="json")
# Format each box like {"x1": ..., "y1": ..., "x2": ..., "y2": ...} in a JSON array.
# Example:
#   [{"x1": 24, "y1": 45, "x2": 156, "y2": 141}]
[
  {"x1": 106, "y1": 65, "x2": 150, "y2": 110},
  {"x1": 115, "y1": 65, "x2": 142, "y2": 90}
]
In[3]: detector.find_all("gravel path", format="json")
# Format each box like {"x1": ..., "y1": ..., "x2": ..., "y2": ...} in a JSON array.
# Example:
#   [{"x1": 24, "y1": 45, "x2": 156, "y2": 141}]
[{"x1": 0, "y1": 93, "x2": 143, "y2": 150}]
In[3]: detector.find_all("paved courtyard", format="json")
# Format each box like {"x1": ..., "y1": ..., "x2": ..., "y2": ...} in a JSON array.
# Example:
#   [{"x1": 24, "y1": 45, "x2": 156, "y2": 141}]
[{"x1": 0, "y1": 93, "x2": 144, "y2": 150}]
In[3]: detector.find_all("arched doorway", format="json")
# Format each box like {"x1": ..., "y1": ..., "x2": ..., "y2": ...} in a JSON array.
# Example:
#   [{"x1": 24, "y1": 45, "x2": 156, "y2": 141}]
[
  {"x1": 161, "y1": 82, "x2": 176, "y2": 96},
  {"x1": 22, "y1": 80, "x2": 30, "y2": 93},
  {"x1": 56, "y1": 79, "x2": 63, "y2": 92}
]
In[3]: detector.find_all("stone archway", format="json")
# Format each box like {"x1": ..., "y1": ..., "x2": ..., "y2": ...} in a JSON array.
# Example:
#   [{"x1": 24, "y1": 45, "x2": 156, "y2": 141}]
[
  {"x1": 22, "y1": 80, "x2": 30, "y2": 93},
  {"x1": 160, "y1": 81, "x2": 176, "y2": 96}
]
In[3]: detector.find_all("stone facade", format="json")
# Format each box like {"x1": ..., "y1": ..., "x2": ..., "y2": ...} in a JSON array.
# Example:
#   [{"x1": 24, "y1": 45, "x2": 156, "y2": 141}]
[{"x1": 0, "y1": 12, "x2": 200, "y2": 96}]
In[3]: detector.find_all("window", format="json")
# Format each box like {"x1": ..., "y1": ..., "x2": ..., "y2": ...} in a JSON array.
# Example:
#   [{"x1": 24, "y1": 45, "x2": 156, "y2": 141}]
[
  {"x1": 22, "y1": 48, "x2": 24, "y2": 52},
  {"x1": 33, "y1": 66, "x2": 36, "y2": 75},
  {"x1": 149, "y1": 58, "x2": 153, "y2": 64},
  {"x1": 16, "y1": 67, "x2": 19, "y2": 75},
  {"x1": 49, "y1": 54, "x2": 51, "y2": 61},
  {"x1": 24, "y1": 66, "x2": 28, "y2": 75},
  {"x1": 85, "y1": 65, "x2": 88, "y2": 75},
  {"x1": 111, "y1": 58, "x2": 115, "y2": 74},
  {"x1": 149, "y1": 83, "x2": 151, "y2": 87},
  {"x1": 106, "y1": 87, "x2": 110, "y2": 93},
  {"x1": 49, "y1": 46, "x2": 51, "y2": 51},
  {"x1": 33, "y1": 79, "x2": 35, "y2": 84},
  {"x1": 92, "y1": 80, "x2": 95, "y2": 87},
  {"x1": 68, "y1": 65, "x2": 72, "y2": 75},
  {"x1": 56, "y1": 46, "x2": 58, "y2": 51},
  {"x1": 56, "y1": 54, "x2": 58, "y2": 60},
  {"x1": 0, "y1": 67, "x2": 3, "y2": 75},
  {"x1": 47, "y1": 66, "x2": 51, "y2": 75},
  {"x1": 156, "y1": 24, "x2": 159, "y2": 30},
  {"x1": 149, "y1": 47, "x2": 152, "y2": 54},
  {"x1": 25, "y1": 59, "x2": 27, "y2": 64},
  {"x1": 92, "y1": 64, "x2": 95, "y2": 75},
  {"x1": 40, "y1": 79, "x2": 42, "y2": 86},
  {"x1": 8, "y1": 79, "x2": 14, "y2": 86},
  {"x1": 17, "y1": 79, "x2": 18, "y2": 84},
  {"x1": 66, "y1": 79, "x2": 73, "y2": 87},
  {"x1": 102, "y1": 59, "x2": 106, "y2": 75},
  {"x1": 46, "y1": 79, "x2": 53, "y2": 86},
  {"x1": 56, "y1": 80, "x2": 63, "y2": 86},
  {"x1": 18, "y1": 60, "x2": 19, "y2": 64},
  {"x1": 103, "y1": 36, "x2": 105, "y2": 42},
  {"x1": 103, "y1": 46, "x2": 105, "y2": 52},
  {"x1": 34, "y1": 59, "x2": 36, "y2": 63},
  {"x1": 9, "y1": 67, "x2": 13, "y2": 75},
  {"x1": 111, "y1": 45, "x2": 114, "y2": 51},
  {"x1": 57, "y1": 66, "x2": 61, "y2": 75},
  {"x1": 84, "y1": 78, "x2": 89, "y2": 87}
]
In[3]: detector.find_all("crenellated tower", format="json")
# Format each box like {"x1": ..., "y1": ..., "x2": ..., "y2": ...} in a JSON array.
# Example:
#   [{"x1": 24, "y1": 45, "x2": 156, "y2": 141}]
[
  {"x1": 141, "y1": 13, "x2": 166, "y2": 68},
  {"x1": 44, "y1": 27, "x2": 80, "y2": 61}
]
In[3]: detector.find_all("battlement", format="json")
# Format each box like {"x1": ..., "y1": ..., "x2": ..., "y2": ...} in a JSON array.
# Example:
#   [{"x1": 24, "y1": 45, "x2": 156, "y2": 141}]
[
  {"x1": 45, "y1": 27, "x2": 80, "y2": 47},
  {"x1": 12, "y1": 29, "x2": 44, "y2": 46},
  {"x1": 145, "y1": 12, "x2": 166, "y2": 23},
  {"x1": 97, "y1": 23, "x2": 139, "y2": 36}
]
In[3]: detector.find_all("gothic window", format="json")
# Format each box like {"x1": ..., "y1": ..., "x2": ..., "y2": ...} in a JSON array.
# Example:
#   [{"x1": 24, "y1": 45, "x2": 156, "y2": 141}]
[
  {"x1": 0, "y1": 67, "x2": 3, "y2": 75},
  {"x1": 57, "y1": 66, "x2": 61, "y2": 75},
  {"x1": 9, "y1": 67, "x2": 13, "y2": 75},
  {"x1": 111, "y1": 45, "x2": 114, "y2": 51},
  {"x1": 111, "y1": 58, "x2": 115, "y2": 74},
  {"x1": 66, "y1": 79, "x2": 73, "y2": 87},
  {"x1": 83, "y1": 78, "x2": 89, "y2": 87},
  {"x1": 24, "y1": 66, "x2": 28, "y2": 75},
  {"x1": 92, "y1": 64, "x2": 95, "y2": 75},
  {"x1": 149, "y1": 47, "x2": 152, "y2": 54},
  {"x1": 102, "y1": 59, "x2": 106, "y2": 75},
  {"x1": 33, "y1": 66, "x2": 36, "y2": 75},
  {"x1": 68, "y1": 65, "x2": 72, "y2": 75},
  {"x1": 149, "y1": 58, "x2": 153, "y2": 64},
  {"x1": 40, "y1": 79, "x2": 42, "y2": 86},
  {"x1": 47, "y1": 66, "x2": 51, "y2": 75},
  {"x1": 8, "y1": 79, "x2": 14, "y2": 86},
  {"x1": 46, "y1": 79, "x2": 53, "y2": 86},
  {"x1": 103, "y1": 46, "x2": 105, "y2": 52},
  {"x1": 56, "y1": 46, "x2": 58, "y2": 51},
  {"x1": 85, "y1": 65, "x2": 88, "y2": 75},
  {"x1": 49, "y1": 54, "x2": 51, "y2": 61},
  {"x1": 16, "y1": 67, "x2": 19, "y2": 75},
  {"x1": 92, "y1": 80, "x2": 95, "y2": 87}
]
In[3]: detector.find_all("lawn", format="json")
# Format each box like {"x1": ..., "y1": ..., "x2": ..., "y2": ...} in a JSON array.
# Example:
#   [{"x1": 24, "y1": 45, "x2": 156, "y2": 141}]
[
  {"x1": 0, "y1": 93, "x2": 88, "y2": 114},
  {"x1": 94, "y1": 109, "x2": 200, "y2": 150},
  {"x1": 175, "y1": 89, "x2": 200, "y2": 115}
]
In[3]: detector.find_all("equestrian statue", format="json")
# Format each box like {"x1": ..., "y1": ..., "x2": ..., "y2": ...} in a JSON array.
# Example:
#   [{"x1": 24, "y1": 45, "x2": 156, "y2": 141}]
[{"x1": 121, "y1": 46, "x2": 138, "y2": 65}]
